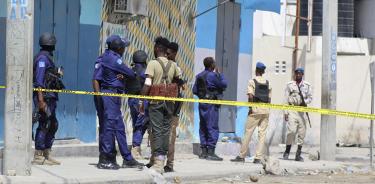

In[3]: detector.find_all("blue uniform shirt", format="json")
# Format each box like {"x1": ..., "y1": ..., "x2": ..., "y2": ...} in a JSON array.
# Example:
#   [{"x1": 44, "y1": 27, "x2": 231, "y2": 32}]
[
  {"x1": 33, "y1": 50, "x2": 58, "y2": 99},
  {"x1": 92, "y1": 53, "x2": 105, "y2": 81},
  {"x1": 193, "y1": 69, "x2": 227, "y2": 96},
  {"x1": 101, "y1": 50, "x2": 136, "y2": 89}
]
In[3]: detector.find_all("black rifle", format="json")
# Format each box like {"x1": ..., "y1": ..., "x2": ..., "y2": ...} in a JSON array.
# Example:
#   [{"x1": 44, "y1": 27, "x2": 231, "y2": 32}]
[{"x1": 297, "y1": 84, "x2": 312, "y2": 128}]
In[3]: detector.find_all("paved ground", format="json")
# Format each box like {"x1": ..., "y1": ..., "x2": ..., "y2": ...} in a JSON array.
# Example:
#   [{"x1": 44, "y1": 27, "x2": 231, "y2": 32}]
[{"x1": 0, "y1": 146, "x2": 374, "y2": 183}]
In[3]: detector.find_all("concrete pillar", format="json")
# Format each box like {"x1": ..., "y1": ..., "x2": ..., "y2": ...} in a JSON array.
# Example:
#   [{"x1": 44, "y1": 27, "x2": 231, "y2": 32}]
[
  {"x1": 3, "y1": 0, "x2": 34, "y2": 176},
  {"x1": 320, "y1": 0, "x2": 337, "y2": 161}
]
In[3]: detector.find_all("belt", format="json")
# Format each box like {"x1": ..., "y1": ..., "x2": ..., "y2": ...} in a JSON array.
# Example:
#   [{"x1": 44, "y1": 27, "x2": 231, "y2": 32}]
[{"x1": 101, "y1": 86, "x2": 124, "y2": 93}]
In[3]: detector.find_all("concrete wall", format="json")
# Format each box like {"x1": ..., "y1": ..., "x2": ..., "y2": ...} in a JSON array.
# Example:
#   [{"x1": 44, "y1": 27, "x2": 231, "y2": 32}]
[{"x1": 253, "y1": 35, "x2": 374, "y2": 145}]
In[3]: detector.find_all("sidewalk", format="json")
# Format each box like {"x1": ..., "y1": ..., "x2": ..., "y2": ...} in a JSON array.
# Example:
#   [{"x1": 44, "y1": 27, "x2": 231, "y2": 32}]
[{"x1": 1, "y1": 145, "x2": 373, "y2": 184}]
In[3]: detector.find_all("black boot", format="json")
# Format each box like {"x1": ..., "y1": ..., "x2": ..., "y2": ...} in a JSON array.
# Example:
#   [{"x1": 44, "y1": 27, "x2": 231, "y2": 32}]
[
  {"x1": 230, "y1": 156, "x2": 245, "y2": 162},
  {"x1": 295, "y1": 145, "x2": 304, "y2": 162},
  {"x1": 97, "y1": 154, "x2": 120, "y2": 170},
  {"x1": 283, "y1": 145, "x2": 291, "y2": 160},
  {"x1": 206, "y1": 148, "x2": 223, "y2": 161},
  {"x1": 199, "y1": 147, "x2": 208, "y2": 159},
  {"x1": 164, "y1": 165, "x2": 174, "y2": 173},
  {"x1": 122, "y1": 159, "x2": 144, "y2": 168}
]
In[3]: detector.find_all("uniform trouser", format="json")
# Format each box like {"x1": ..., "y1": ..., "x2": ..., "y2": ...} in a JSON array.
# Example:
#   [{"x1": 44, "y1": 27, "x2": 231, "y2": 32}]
[
  {"x1": 286, "y1": 111, "x2": 307, "y2": 146},
  {"x1": 101, "y1": 89, "x2": 133, "y2": 161},
  {"x1": 128, "y1": 98, "x2": 149, "y2": 147},
  {"x1": 34, "y1": 98, "x2": 58, "y2": 150},
  {"x1": 239, "y1": 113, "x2": 269, "y2": 159},
  {"x1": 199, "y1": 103, "x2": 219, "y2": 149},
  {"x1": 166, "y1": 116, "x2": 179, "y2": 167},
  {"x1": 94, "y1": 96, "x2": 105, "y2": 153},
  {"x1": 149, "y1": 101, "x2": 174, "y2": 156}
]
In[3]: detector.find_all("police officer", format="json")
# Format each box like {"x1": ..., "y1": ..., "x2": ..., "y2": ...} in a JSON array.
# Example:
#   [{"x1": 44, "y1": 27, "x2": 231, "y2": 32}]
[
  {"x1": 126, "y1": 50, "x2": 149, "y2": 160},
  {"x1": 140, "y1": 37, "x2": 181, "y2": 173},
  {"x1": 193, "y1": 57, "x2": 227, "y2": 161},
  {"x1": 93, "y1": 35, "x2": 123, "y2": 168},
  {"x1": 283, "y1": 68, "x2": 313, "y2": 161},
  {"x1": 32, "y1": 32, "x2": 64, "y2": 165},
  {"x1": 231, "y1": 62, "x2": 271, "y2": 164},
  {"x1": 165, "y1": 42, "x2": 185, "y2": 172},
  {"x1": 99, "y1": 35, "x2": 143, "y2": 169}
]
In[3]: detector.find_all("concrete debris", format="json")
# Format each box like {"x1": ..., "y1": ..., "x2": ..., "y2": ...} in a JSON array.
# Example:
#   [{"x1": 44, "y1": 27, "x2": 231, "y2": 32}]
[
  {"x1": 249, "y1": 175, "x2": 259, "y2": 182},
  {"x1": 143, "y1": 166, "x2": 170, "y2": 184},
  {"x1": 173, "y1": 176, "x2": 181, "y2": 184},
  {"x1": 308, "y1": 151, "x2": 320, "y2": 161},
  {"x1": 262, "y1": 157, "x2": 284, "y2": 175}
]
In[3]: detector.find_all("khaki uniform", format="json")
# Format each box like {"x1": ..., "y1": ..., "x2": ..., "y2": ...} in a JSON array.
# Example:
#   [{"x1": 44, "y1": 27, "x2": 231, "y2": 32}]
[
  {"x1": 284, "y1": 80, "x2": 313, "y2": 145},
  {"x1": 166, "y1": 66, "x2": 182, "y2": 168},
  {"x1": 239, "y1": 76, "x2": 272, "y2": 159}
]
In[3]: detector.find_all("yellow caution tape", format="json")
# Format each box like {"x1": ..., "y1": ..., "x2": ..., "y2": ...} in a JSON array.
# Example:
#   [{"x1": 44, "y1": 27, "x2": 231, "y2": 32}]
[
  {"x1": 1, "y1": 85, "x2": 375, "y2": 120},
  {"x1": 0, "y1": 86, "x2": 5, "y2": 89}
]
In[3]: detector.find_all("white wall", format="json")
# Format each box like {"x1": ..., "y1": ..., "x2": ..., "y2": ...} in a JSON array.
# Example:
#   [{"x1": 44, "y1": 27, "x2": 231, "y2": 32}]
[{"x1": 253, "y1": 36, "x2": 374, "y2": 145}]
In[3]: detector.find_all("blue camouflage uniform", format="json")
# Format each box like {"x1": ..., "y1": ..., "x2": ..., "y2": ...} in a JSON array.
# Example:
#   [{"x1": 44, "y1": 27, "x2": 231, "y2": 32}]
[
  {"x1": 127, "y1": 63, "x2": 149, "y2": 147},
  {"x1": 100, "y1": 49, "x2": 136, "y2": 161},
  {"x1": 193, "y1": 69, "x2": 227, "y2": 149},
  {"x1": 33, "y1": 50, "x2": 59, "y2": 150}
]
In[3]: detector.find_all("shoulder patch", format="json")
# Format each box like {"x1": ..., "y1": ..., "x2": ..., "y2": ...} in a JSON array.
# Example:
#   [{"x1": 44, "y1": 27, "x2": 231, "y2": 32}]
[
  {"x1": 38, "y1": 61, "x2": 46, "y2": 68},
  {"x1": 117, "y1": 59, "x2": 123, "y2": 65},
  {"x1": 95, "y1": 63, "x2": 101, "y2": 69}
]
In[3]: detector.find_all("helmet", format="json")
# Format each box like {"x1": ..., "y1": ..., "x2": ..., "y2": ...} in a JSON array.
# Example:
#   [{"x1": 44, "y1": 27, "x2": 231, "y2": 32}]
[
  {"x1": 39, "y1": 32, "x2": 56, "y2": 46},
  {"x1": 132, "y1": 50, "x2": 148, "y2": 63}
]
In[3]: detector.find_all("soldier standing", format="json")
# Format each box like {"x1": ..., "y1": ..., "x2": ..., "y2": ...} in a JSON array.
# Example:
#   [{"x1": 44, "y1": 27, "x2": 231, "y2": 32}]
[{"x1": 283, "y1": 68, "x2": 313, "y2": 162}]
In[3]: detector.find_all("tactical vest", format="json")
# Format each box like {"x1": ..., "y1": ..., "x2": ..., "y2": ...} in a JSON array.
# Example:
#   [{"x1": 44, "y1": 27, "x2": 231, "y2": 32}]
[
  {"x1": 125, "y1": 64, "x2": 146, "y2": 95},
  {"x1": 253, "y1": 79, "x2": 270, "y2": 103},
  {"x1": 33, "y1": 52, "x2": 65, "y2": 94}
]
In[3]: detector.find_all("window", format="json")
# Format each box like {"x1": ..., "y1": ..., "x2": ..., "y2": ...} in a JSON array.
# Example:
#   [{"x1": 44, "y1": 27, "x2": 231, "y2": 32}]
[{"x1": 114, "y1": 0, "x2": 128, "y2": 13}]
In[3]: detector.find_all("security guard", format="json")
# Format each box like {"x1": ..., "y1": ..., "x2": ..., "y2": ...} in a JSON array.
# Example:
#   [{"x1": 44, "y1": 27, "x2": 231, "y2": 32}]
[
  {"x1": 165, "y1": 42, "x2": 185, "y2": 172},
  {"x1": 99, "y1": 35, "x2": 143, "y2": 169},
  {"x1": 92, "y1": 35, "x2": 122, "y2": 168},
  {"x1": 126, "y1": 50, "x2": 149, "y2": 160},
  {"x1": 231, "y1": 62, "x2": 271, "y2": 164},
  {"x1": 140, "y1": 37, "x2": 181, "y2": 173},
  {"x1": 283, "y1": 67, "x2": 313, "y2": 161},
  {"x1": 32, "y1": 32, "x2": 64, "y2": 165},
  {"x1": 193, "y1": 57, "x2": 227, "y2": 161}
]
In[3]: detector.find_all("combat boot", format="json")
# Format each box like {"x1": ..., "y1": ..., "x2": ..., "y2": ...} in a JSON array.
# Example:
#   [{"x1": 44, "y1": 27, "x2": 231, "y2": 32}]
[
  {"x1": 198, "y1": 147, "x2": 208, "y2": 159},
  {"x1": 97, "y1": 155, "x2": 120, "y2": 170},
  {"x1": 283, "y1": 145, "x2": 291, "y2": 160},
  {"x1": 43, "y1": 149, "x2": 61, "y2": 165},
  {"x1": 295, "y1": 145, "x2": 304, "y2": 162},
  {"x1": 150, "y1": 155, "x2": 165, "y2": 174},
  {"x1": 230, "y1": 156, "x2": 245, "y2": 162},
  {"x1": 122, "y1": 159, "x2": 144, "y2": 168},
  {"x1": 206, "y1": 148, "x2": 223, "y2": 161},
  {"x1": 131, "y1": 146, "x2": 143, "y2": 160},
  {"x1": 32, "y1": 150, "x2": 54, "y2": 165}
]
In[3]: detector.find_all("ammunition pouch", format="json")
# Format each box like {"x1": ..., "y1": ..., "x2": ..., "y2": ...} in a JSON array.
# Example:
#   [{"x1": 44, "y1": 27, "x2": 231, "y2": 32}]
[{"x1": 149, "y1": 83, "x2": 178, "y2": 98}]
